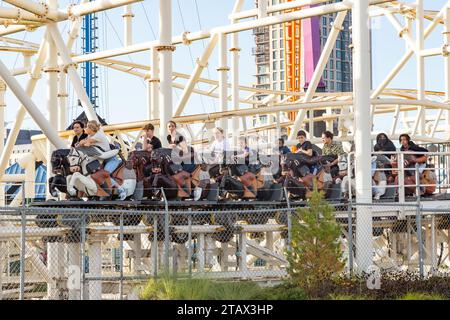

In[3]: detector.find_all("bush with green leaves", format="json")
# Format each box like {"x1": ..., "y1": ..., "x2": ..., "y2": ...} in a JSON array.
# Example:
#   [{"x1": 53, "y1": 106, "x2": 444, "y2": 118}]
[{"x1": 287, "y1": 188, "x2": 345, "y2": 293}]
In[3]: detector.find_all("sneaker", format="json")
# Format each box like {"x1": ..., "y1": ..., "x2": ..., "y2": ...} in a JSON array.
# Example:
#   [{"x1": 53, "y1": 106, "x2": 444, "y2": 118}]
[
  {"x1": 118, "y1": 187, "x2": 127, "y2": 200},
  {"x1": 193, "y1": 187, "x2": 202, "y2": 201}
]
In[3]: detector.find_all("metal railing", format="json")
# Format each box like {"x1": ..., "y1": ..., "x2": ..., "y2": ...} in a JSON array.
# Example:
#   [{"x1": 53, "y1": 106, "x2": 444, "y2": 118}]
[{"x1": 346, "y1": 151, "x2": 450, "y2": 202}]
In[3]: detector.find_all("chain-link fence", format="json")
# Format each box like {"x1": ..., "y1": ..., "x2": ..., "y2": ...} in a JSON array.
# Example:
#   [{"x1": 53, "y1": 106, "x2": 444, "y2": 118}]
[{"x1": 0, "y1": 201, "x2": 449, "y2": 300}]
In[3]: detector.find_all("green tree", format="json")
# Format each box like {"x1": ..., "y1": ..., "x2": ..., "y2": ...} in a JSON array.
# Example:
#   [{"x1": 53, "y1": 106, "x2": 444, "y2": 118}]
[{"x1": 287, "y1": 188, "x2": 345, "y2": 293}]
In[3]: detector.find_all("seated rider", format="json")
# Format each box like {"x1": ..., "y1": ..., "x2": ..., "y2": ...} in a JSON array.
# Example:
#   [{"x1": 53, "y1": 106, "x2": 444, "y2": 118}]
[
  {"x1": 321, "y1": 130, "x2": 346, "y2": 178},
  {"x1": 399, "y1": 133, "x2": 428, "y2": 176},
  {"x1": 295, "y1": 130, "x2": 317, "y2": 173},
  {"x1": 78, "y1": 120, "x2": 126, "y2": 200},
  {"x1": 142, "y1": 123, "x2": 162, "y2": 152},
  {"x1": 275, "y1": 137, "x2": 291, "y2": 156},
  {"x1": 166, "y1": 120, "x2": 196, "y2": 173},
  {"x1": 208, "y1": 127, "x2": 231, "y2": 165},
  {"x1": 374, "y1": 133, "x2": 396, "y2": 159},
  {"x1": 70, "y1": 120, "x2": 88, "y2": 148}
]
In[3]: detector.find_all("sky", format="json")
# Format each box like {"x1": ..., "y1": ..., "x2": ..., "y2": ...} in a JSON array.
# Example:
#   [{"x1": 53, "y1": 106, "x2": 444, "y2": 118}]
[{"x1": 0, "y1": 0, "x2": 448, "y2": 136}]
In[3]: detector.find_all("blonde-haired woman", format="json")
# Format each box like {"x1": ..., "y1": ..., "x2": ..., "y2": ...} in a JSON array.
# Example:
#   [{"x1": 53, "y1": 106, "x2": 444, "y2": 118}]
[
  {"x1": 78, "y1": 120, "x2": 127, "y2": 200},
  {"x1": 78, "y1": 120, "x2": 111, "y2": 151}
]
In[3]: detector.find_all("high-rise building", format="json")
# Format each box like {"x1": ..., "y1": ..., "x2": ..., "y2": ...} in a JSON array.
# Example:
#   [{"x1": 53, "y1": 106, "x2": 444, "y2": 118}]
[{"x1": 252, "y1": 0, "x2": 353, "y2": 135}]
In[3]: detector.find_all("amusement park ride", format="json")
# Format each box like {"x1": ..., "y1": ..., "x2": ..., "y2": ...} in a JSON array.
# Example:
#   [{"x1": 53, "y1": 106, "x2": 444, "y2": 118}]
[{"x1": 0, "y1": 0, "x2": 450, "y2": 299}]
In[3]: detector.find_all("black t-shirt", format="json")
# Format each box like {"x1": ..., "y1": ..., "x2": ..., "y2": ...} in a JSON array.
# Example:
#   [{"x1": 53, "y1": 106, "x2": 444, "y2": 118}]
[
  {"x1": 71, "y1": 133, "x2": 88, "y2": 147},
  {"x1": 296, "y1": 141, "x2": 313, "y2": 154},
  {"x1": 147, "y1": 136, "x2": 162, "y2": 150}
]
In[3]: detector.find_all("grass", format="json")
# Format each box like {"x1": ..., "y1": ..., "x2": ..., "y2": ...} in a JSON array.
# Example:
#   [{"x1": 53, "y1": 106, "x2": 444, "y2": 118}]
[
  {"x1": 139, "y1": 274, "x2": 450, "y2": 300},
  {"x1": 398, "y1": 292, "x2": 447, "y2": 300},
  {"x1": 140, "y1": 275, "x2": 263, "y2": 300},
  {"x1": 328, "y1": 294, "x2": 371, "y2": 300}
]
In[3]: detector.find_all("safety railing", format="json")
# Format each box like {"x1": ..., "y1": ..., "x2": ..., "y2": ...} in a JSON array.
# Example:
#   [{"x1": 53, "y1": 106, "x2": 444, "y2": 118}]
[{"x1": 346, "y1": 151, "x2": 450, "y2": 203}]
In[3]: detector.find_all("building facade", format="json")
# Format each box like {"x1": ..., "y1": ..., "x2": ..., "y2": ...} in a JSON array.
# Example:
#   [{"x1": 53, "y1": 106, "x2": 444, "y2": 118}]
[{"x1": 252, "y1": 0, "x2": 353, "y2": 134}]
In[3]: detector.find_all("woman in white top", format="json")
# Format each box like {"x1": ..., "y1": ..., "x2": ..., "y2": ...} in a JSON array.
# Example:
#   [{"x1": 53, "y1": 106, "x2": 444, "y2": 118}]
[
  {"x1": 78, "y1": 120, "x2": 111, "y2": 151},
  {"x1": 208, "y1": 127, "x2": 230, "y2": 164}
]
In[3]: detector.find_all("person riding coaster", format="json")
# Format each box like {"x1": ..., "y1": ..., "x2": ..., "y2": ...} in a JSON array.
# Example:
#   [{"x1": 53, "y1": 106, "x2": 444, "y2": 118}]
[
  {"x1": 277, "y1": 152, "x2": 333, "y2": 199},
  {"x1": 142, "y1": 148, "x2": 192, "y2": 200},
  {"x1": 217, "y1": 149, "x2": 265, "y2": 200},
  {"x1": 49, "y1": 145, "x2": 136, "y2": 200},
  {"x1": 68, "y1": 146, "x2": 136, "y2": 200}
]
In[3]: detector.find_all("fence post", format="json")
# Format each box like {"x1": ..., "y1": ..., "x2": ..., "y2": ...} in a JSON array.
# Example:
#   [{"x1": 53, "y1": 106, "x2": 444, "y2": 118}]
[
  {"x1": 80, "y1": 214, "x2": 87, "y2": 300},
  {"x1": 283, "y1": 187, "x2": 292, "y2": 252},
  {"x1": 161, "y1": 188, "x2": 170, "y2": 272},
  {"x1": 348, "y1": 202, "x2": 354, "y2": 277},
  {"x1": 152, "y1": 215, "x2": 158, "y2": 278},
  {"x1": 119, "y1": 213, "x2": 124, "y2": 300},
  {"x1": 398, "y1": 153, "x2": 405, "y2": 215},
  {"x1": 415, "y1": 164, "x2": 424, "y2": 278},
  {"x1": 188, "y1": 213, "x2": 192, "y2": 277},
  {"x1": 19, "y1": 206, "x2": 25, "y2": 300}
]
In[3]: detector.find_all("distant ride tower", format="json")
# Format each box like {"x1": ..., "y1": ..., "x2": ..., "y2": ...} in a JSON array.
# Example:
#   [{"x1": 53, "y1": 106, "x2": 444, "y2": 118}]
[{"x1": 81, "y1": 9, "x2": 99, "y2": 110}]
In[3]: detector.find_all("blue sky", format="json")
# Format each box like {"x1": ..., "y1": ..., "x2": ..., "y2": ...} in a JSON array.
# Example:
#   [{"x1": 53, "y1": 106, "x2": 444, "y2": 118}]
[{"x1": 1, "y1": 0, "x2": 448, "y2": 134}]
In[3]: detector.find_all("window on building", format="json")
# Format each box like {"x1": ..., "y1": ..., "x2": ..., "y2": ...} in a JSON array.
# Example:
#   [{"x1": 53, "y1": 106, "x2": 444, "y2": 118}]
[
  {"x1": 273, "y1": 60, "x2": 277, "y2": 71},
  {"x1": 337, "y1": 83, "x2": 342, "y2": 91},
  {"x1": 330, "y1": 82, "x2": 334, "y2": 90},
  {"x1": 273, "y1": 83, "x2": 278, "y2": 90},
  {"x1": 273, "y1": 51, "x2": 277, "y2": 59},
  {"x1": 336, "y1": 71, "x2": 342, "y2": 81},
  {"x1": 330, "y1": 59, "x2": 334, "y2": 69},
  {"x1": 280, "y1": 39, "x2": 284, "y2": 48},
  {"x1": 330, "y1": 71, "x2": 334, "y2": 79},
  {"x1": 336, "y1": 61, "x2": 341, "y2": 70},
  {"x1": 272, "y1": 40, "x2": 277, "y2": 49},
  {"x1": 280, "y1": 71, "x2": 285, "y2": 80},
  {"x1": 272, "y1": 29, "x2": 277, "y2": 39},
  {"x1": 273, "y1": 72, "x2": 277, "y2": 81},
  {"x1": 280, "y1": 82, "x2": 285, "y2": 90}
]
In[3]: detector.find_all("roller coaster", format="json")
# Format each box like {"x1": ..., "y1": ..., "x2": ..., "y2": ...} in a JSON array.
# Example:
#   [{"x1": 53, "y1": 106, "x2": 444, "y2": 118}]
[{"x1": 1, "y1": 0, "x2": 450, "y2": 299}]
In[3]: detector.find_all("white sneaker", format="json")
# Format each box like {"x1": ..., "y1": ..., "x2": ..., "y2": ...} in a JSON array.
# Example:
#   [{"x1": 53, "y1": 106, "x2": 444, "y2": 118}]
[
  {"x1": 193, "y1": 187, "x2": 202, "y2": 201},
  {"x1": 118, "y1": 187, "x2": 127, "y2": 200}
]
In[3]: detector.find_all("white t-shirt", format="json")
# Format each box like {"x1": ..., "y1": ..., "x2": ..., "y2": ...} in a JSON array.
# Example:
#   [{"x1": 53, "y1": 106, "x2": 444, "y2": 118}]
[
  {"x1": 210, "y1": 138, "x2": 230, "y2": 155},
  {"x1": 90, "y1": 131, "x2": 111, "y2": 151}
]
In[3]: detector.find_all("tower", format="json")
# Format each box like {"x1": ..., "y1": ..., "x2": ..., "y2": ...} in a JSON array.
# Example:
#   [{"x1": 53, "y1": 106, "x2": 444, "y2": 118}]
[{"x1": 81, "y1": 9, "x2": 99, "y2": 111}]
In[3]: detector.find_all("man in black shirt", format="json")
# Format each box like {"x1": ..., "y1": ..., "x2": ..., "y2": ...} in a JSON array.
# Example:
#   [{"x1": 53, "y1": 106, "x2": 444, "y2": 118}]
[
  {"x1": 71, "y1": 120, "x2": 88, "y2": 147},
  {"x1": 296, "y1": 130, "x2": 314, "y2": 157},
  {"x1": 142, "y1": 123, "x2": 162, "y2": 151}
]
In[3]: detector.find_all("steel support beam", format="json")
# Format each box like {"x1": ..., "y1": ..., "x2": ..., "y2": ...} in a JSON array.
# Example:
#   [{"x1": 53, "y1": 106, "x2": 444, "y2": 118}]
[
  {"x1": 218, "y1": 33, "x2": 228, "y2": 130},
  {"x1": 353, "y1": 0, "x2": 373, "y2": 273},
  {"x1": 48, "y1": 23, "x2": 98, "y2": 121},
  {"x1": 289, "y1": 10, "x2": 347, "y2": 140},
  {"x1": 158, "y1": 0, "x2": 174, "y2": 143},
  {"x1": 0, "y1": 59, "x2": 65, "y2": 149},
  {"x1": 173, "y1": 34, "x2": 218, "y2": 117}
]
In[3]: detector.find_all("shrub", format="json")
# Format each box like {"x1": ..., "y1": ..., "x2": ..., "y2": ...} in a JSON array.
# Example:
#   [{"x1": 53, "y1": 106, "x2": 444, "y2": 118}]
[{"x1": 287, "y1": 188, "x2": 345, "y2": 294}]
